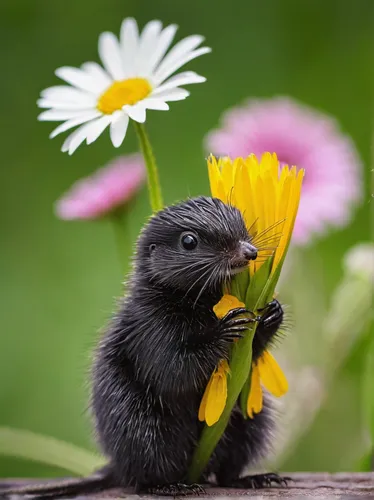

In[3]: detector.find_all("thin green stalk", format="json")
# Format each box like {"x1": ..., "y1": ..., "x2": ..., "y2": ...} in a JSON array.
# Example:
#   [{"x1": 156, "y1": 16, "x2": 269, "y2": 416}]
[
  {"x1": 0, "y1": 427, "x2": 105, "y2": 476},
  {"x1": 134, "y1": 122, "x2": 163, "y2": 212},
  {"x1": 110, "y1": 209, "x2": 131, "y2": 276}
]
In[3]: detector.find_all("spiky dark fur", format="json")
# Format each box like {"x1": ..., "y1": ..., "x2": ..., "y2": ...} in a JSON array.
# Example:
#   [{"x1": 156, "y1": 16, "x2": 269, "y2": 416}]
[{"x1": 2, "y1": 196, "x2": 285, "y2": 498}]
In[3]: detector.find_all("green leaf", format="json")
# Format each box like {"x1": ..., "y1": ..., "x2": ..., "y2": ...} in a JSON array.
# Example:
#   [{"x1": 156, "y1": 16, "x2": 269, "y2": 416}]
[
  {"x1": 237, "y1": 268, "x2": 250, "y2": 300},
  {"x1": 240, "y1": 368, "x2": 252, "y2": 417},
  {"x1": 362, "y1": 327, "x2": 374, "y2": 450},
  {"x1": 356, "y1": 449, "x2": 373, "y2": 472},
  {"x1": 245, "y1": 257, "x2": 273, "y2": 310},
  {"x1": 0, "y1": 427, "x2": 105, "y2": 476},
  {"x1": 230, "y1": 269, "x2": 249, "y2": 301}
]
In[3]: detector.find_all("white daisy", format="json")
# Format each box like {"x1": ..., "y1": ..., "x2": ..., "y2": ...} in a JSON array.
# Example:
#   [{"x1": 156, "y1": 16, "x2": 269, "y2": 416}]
[{"x1": 38, "y1": 18, "x2": 211, "y2": 155}]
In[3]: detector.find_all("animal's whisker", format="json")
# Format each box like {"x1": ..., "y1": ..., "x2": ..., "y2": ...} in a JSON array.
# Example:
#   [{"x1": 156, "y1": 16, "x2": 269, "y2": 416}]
[
  {"x1": 252, "y1": 230, "x2": 283, "y2": 245},
  {"x1": 246, "y1": 216, "x2": 259, "y2": 238},
  {"x1": 183, "y1": 264, "x2": 213, "y2": 300},
  {"x1": 256, "y1": 243, "x2": 279, "y2": 251},
  {"x1": 251, "y1": 220, "x2": 285, "y2": 241},
  {"x1": 252, "y1": 236, "x2": 282, "y2": 249},
  {"x1": 194, "y1": 265, "x2": 219, "y2": 306}
]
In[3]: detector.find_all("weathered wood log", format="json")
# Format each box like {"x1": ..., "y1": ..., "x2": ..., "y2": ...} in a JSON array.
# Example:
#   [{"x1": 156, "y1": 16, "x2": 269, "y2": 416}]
[{"x1": 2, "y1": 473, "x2": 374, "y2": 498}]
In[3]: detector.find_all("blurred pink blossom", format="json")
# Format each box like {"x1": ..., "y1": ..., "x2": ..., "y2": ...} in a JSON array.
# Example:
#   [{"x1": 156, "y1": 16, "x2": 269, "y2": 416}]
[
  {"x1": 206, "y1": 97, "x2": 362, "y2": 244},
  {"x1": 56, "y1": 154, "x2": 145, "y2": 220}
]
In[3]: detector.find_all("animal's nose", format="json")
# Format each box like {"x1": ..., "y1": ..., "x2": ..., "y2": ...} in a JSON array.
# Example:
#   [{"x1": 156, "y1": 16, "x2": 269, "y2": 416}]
[{"x1": 239, "y1": 241, "x2": 258, "y2": 261}]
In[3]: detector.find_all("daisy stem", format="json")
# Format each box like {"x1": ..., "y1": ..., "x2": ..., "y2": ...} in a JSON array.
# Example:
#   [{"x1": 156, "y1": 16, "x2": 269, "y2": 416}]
[
  {"x1": 110, "y1": 209, "x2": 131, "y2": 276},
  {"x1": 133, "y1": 122, "x2": 163, "y2": 212}
]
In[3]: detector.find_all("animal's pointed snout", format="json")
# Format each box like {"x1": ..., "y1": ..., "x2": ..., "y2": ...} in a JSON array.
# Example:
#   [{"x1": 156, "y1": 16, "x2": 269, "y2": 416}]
[{"x1": 239, "y1": 241, "x2": 258, "y2": 261}]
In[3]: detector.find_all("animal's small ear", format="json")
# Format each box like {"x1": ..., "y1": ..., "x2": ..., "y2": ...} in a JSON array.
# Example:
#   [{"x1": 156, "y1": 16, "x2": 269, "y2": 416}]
[{"x1": 149, "y1": 244, "x2": 156, "y2": 255}]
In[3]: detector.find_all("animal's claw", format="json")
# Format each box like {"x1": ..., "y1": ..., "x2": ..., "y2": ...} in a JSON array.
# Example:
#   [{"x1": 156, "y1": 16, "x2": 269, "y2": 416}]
[
  {"x1": 224, "y1": 472, "x2": 290, "y2": 489},
  {"x1": 219, "y1": 307, "x2": 254, "y2": 343},
  {"x1": 147, "y1": 483, "x2": 205, "y2": 496},
  {"x1": 257, "y1": 299, "x2": 283, "y2": 329}
]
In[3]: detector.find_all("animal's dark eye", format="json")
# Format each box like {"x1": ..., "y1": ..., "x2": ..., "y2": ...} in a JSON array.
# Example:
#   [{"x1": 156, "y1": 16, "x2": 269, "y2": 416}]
[{"x1": 180, "y1": 232, "x2": 198, "y2": 251}]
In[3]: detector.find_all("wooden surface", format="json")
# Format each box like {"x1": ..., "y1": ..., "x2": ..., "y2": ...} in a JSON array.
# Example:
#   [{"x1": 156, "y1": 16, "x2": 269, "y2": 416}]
[{"x1": 2, "y1": 473, "x2": 374, "y2": 498}]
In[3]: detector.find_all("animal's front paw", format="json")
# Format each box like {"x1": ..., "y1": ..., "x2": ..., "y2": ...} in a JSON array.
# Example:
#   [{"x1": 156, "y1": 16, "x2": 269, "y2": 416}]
[
  {"x1": 218, "y1": 307, "x2": 254, "y2": 342},
  {"x1": 257, "y1": 299, "x2": 284, "y2": 330},
  {"x1": 146, "y1": 482, "x2": 205, "y2": 496},
  {"x1": 223, "y1": 472, "x2": 290, "y2": 489}
]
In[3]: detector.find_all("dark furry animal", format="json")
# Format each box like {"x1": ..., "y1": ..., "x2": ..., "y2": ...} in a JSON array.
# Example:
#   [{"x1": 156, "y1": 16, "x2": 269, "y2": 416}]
[{"x1": 2, "y1": 196, "x2": 286, "y2": 498}]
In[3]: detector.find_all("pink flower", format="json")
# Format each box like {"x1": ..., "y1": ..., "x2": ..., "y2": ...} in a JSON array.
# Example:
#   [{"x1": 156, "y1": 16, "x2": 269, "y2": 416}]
[
  {"x1": 56, "y1": 154, "x2": 145, "y2": 220},
  {"x1": 206, "y1": 97, "x2": 362, "y2": 244}
]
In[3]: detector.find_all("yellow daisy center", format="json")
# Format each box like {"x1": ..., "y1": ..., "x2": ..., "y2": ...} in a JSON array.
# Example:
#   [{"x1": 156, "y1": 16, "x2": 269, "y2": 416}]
[{"x1": 97, "y1": 78, "x2": 152, "y2": 115}]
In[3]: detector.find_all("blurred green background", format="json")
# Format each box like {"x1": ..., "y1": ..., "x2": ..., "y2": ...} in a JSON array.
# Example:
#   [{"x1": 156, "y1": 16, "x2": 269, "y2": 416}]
[{"x1": 0, "y1": 0, "x2": 372, "y2": 478}]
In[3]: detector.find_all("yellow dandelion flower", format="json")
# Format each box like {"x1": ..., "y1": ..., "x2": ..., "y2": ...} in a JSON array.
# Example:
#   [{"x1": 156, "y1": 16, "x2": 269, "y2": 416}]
[
  {"x1": 190, "y1": 156, "x2": 303, "y2": 482},
  {"x1": 247, "y1": 350, "x2": 288, "y2": 419},
  {"x1": 198, "y1": 359, "x2": 230, "y2": 426},
  {"x1": 208, "y1": 153, "x2": 304, "y2": 275},
  {"x1": 197, "y1": 154, "x2": 301, "y2": 427}
]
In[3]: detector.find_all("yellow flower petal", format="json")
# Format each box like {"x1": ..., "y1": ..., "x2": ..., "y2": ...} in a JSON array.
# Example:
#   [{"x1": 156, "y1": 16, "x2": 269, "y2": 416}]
[
  {"x1": 203, "y1": 359, "x2": 230, "y2": 426},
  {"x1": 198, "y1": 376, "x2": 213, "y2": 422},
  {"x1": 247, "y1": 364, "x2": 263, "y2": 418},
  {"x1": 207, "y1": 156, "x2": 223, "y2": 200},
  {"x1": 205, "y1": 375, "x2": 226, "y2": 427},
  {"x1": 257, "y1": 350, "x2": 288, "y2": 397},
  {"x1": 213, "y1": 294, "x2": 245, "y2": 319}
]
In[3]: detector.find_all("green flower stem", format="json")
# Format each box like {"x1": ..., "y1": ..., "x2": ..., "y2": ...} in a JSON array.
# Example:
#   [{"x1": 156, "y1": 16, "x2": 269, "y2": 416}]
[
  {"x1": 188, "y1": 324, "x2": 257, "y2": 482},
  {"x1": 110, "y1": 208, "x2": 131, "y2": 276},
  {"x1": 188, "y1": 258, "x2": 284, "y2": 482},
  {"x1": 134, "y1": 122, "x2": 163, "y2": 213}
]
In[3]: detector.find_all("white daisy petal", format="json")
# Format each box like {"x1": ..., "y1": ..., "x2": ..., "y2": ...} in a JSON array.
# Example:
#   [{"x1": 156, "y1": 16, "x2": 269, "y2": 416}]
[
  {"x1": 80, "y1": 62, "x2": 112, "y2": 90},
  {"x1": 86, "y1": 115, "x2": 112, "y2": 144},
  {"x1": 55, "y1": 66, "x2": 103, "y2": 94},
  {"x1": 62, "y1": 116, "x2": 111, "y2": 154},
  {"x1": 137, "y1": 20, "x2": 163, "y2": 74},
  {"x1": 141, "y1": 98, "x2": 169, "y2": 111},
  {"x1": 61, "y1": 123, "x2": 92, "y2": 155},
  {"x1": 49, "y1": 111, "x2": 102, "y2": 138},
  {"x1": 147, "y1": 24, "x2": 178, "y2": 75},
  {"x1": 37, "y1": 98, "x2": 96, "y2": 110},
  {"x1": 152, "y1": 88, "x2": 190, "y2": 101},
  {"x1": 120, "y1": 18, "x2": 139, "y2": 77},
  {"x1": 40, "y1": 86, "x2": 96, "y2": 104},
  {"x1": 153, "y1": 35, "x2": 204, "y2": 80},
  {"x1": 124, "y1": 103, "x2": 146, "y2": 123},
  {"x1": 61, "y1": 130, "x2": 78, "y2": 153},
  {"x1": 110, "y1": 113, "x2": 130, "y2": 148},
  {"x1": 140, "y1": 20, "x2": 163, "y2": 44},
  {"x1": 154, "y1": 47, "x2": 211, "y2": 85},
  {"x1": 68, "y1": 128, "x2": 91, "y2": 154},
  {"x1": 98, "y1": 32, "x2": 125, "y2": 80},
  {"x1": 38, "y1": 109, "x2": 91, "y2": 121},
  {"x1": 152, "y1": 71, "x2": 206, "y2": 94}
]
